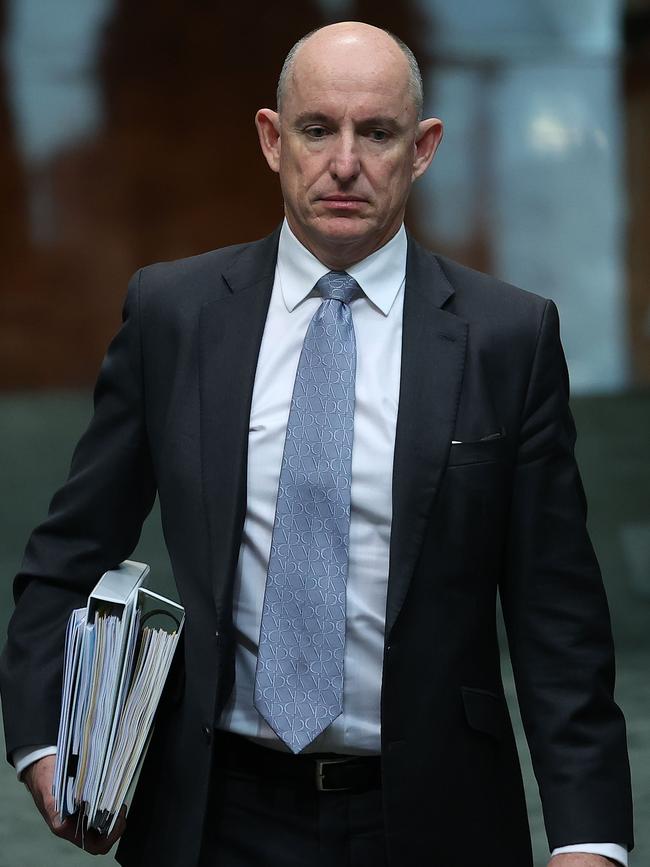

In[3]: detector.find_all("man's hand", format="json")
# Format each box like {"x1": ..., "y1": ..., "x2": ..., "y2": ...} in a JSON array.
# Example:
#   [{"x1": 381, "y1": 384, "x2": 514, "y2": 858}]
[
  {"x1": 549, "y1": 856, "x2": 622, "y2": 866},
  {"x1": 23, "y1": 754, "x2": 127, "y2": 855}
]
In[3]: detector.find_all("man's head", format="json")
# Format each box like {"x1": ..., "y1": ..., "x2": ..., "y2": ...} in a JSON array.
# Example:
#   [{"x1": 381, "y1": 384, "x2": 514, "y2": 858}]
[{"x1": 256, "y1": 22, "x2": 443, "y2": 270}]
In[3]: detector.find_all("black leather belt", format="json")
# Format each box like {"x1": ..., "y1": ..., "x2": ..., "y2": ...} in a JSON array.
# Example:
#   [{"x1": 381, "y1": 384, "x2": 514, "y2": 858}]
[{"x1": 215, "y1": 730, "x2": 381, "y2": 792}]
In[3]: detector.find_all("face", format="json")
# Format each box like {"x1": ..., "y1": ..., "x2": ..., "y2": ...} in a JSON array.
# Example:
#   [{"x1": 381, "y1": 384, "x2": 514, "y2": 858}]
[{"x1": 256, "y1": 30, "x2": 442, "y2": 268}]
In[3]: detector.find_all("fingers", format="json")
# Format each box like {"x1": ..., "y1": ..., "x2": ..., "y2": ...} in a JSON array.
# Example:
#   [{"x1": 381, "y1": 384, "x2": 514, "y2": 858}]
[
  {"x1": 24, "y1": 756, "x2": 127, "y2": 854},
  {"x1": 103, "y1": 806, "x2": 128, "y2": 850},
  {"x1": 23, "y1": 755, "x2": 61, "y2": 829},
  {"x1": 50, "y1": 807, "x2": 128, "y2": 855}
]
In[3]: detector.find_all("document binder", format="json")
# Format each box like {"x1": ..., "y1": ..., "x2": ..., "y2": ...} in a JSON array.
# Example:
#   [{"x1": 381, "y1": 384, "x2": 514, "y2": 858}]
[{"x1": 53, "y1": 560, "x2": 184, "y2": 835}]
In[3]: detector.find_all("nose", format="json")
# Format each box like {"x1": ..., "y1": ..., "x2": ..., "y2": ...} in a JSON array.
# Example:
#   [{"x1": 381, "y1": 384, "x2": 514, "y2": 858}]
[{"x1": 329, "y1": 132, "x2": 360, "y2": 183}]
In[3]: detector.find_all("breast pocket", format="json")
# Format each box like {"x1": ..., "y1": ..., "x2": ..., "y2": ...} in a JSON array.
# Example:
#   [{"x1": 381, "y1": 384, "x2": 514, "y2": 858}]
[
  {"x1": 447, "y1": 431, "x2": 507, "y2": 468},
  {"x1": 439, "y1": 433, "x2": 511, "y2": 574}
]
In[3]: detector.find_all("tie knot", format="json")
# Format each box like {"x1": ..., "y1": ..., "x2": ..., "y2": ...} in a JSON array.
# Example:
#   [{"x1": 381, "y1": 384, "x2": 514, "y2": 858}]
[{"x1": 315, "y1": 271, "x2": 359, "y2": 304}]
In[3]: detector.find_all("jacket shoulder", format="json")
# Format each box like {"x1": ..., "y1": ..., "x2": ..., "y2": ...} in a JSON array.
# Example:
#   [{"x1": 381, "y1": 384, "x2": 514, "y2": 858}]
[
  {"x1": 434, "y1": 253, "x2": 549, "y2": 320},
  {"x1": 134, "y1": 232, "x2": 277, "y2": 309}
]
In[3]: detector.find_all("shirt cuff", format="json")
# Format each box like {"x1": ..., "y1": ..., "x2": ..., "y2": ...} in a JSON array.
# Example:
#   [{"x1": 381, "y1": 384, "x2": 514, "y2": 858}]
[
  {"x1": 13, "y1": 745, "x2": 57, "y2": 780},
  {"x1": 551, "y1": 842, "x2": 628, "y2": 865}
]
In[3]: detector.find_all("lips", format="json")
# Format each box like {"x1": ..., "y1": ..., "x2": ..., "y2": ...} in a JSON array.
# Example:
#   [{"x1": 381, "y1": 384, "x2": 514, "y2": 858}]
[
  {"x1": 318, "y1": 195, "x2": 367, "y2": 210},
  {"x1": 320, "y1": 195, "x2": 366, "y2": 203}
]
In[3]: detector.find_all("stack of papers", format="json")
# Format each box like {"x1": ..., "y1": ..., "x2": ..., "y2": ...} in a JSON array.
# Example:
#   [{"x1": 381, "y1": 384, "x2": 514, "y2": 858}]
[{"x1": 53, "y1": 561, "x2": 184, "y2": 835}]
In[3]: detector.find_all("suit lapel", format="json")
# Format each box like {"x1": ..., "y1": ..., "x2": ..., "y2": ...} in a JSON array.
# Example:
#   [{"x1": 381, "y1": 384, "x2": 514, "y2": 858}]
[
  {"x1": 198, "y1": 228, "x2": 466, "y2": 633},
  {"x1": 199, "y1": 229, "x2": 280, "y2": 611},
  {"x1": 385, "y1": 237, "x2": 468, "y2": 638}
]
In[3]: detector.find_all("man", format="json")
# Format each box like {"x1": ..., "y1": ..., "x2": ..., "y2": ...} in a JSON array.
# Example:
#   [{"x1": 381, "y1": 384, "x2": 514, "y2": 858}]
[{"x1": 0, "y1": 21, "x2": 633, "y2": 867}]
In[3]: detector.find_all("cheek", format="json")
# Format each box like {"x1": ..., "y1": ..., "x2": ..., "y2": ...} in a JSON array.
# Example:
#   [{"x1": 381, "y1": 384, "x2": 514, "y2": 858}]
[
  {"x1": 388, "y1": 159, "x2": 415, "y2": 197},
  {"x1": 370, "y1": 162, "x2": 412, "y2": 205},
  {"x1": 281, "y1": 151, "x2": 319, "y2": 188},
  {"x1": 367, "y1": 149, "x2": 411, "y2": 185}
]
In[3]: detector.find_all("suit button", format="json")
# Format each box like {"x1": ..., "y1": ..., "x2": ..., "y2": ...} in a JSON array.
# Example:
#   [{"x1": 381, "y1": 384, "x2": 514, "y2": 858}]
[{"x1": 202, "y1": 725, "x2": 212, "y2": 744}]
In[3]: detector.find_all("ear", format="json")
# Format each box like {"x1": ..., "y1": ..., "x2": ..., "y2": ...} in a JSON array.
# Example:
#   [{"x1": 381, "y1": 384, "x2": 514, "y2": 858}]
[
  {"x1": 412, "y1": 117, "x2": 443, "y2": 180},
  {"x1": 255, "y1": 108, "x2": 281, "y2": 173}
]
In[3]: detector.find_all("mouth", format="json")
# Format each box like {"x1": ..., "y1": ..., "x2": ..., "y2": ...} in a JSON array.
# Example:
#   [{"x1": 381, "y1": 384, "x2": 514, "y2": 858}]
[{"x1": 318, "y1": 195, "x2": 367, "y2": 211}]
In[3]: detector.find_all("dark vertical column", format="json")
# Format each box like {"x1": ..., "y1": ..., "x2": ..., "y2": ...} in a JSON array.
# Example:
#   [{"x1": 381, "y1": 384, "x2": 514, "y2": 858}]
[{"x1": 0, "y1": 0, "x2": 34, "y2": 388}]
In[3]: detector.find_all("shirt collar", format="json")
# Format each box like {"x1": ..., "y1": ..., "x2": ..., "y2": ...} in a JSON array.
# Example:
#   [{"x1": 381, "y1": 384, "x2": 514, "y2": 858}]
[{"x1": 277, "y1": 218, "x2": 407, "y2": 316}]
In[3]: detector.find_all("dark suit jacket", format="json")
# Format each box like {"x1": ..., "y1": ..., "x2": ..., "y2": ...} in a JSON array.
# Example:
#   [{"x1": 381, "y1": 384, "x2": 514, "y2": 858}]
[{"x1": 0, "y1": 228, "x2": 633, "y2": 867}]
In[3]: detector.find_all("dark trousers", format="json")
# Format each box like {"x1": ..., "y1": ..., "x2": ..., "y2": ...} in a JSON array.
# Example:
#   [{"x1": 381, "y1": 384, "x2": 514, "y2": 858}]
[{"x1": 199, "y1": 733, "x2": 388, "y2": 867}]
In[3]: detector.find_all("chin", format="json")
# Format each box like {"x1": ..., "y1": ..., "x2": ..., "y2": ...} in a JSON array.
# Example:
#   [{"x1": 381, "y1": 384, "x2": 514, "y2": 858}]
[{"x1": 313, "y1": 215, "x2": 370, "y2": 245}]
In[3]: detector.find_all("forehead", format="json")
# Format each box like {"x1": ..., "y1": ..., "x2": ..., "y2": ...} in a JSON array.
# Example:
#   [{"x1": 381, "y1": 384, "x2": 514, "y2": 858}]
[{"x1": 285, "y1": 40, "x2": 414, "y2": 121}]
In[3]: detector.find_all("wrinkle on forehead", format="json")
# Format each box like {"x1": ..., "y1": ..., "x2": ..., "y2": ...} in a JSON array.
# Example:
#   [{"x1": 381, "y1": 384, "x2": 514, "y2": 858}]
[{"x1": 285, "y1": 34, "x2": 414, "y2": 124}]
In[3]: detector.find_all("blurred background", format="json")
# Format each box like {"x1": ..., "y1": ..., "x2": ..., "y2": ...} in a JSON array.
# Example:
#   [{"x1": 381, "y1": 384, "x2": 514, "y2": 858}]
[{"x1": 0, "y1": 1, "x2": 648, "y2": 864}]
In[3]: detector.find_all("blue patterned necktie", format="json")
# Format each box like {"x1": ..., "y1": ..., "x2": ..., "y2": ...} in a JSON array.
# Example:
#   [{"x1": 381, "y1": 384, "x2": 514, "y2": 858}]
[{"x1": 254, "y1": 270, "x2": 359, "y2": 754}]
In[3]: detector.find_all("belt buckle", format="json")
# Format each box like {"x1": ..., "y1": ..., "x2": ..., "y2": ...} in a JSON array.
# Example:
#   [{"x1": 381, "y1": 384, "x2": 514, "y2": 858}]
[{"x1": 315, "y1": 758, "x2": 350, "y2": 792}]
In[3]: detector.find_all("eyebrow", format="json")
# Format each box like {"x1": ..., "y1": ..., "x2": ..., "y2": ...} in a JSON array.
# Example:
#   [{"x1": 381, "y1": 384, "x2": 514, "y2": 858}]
[
  {"x1": 293, "y1": 112, "x2": 404, "y2": 133},
  {"x1": 293, "y1": 112, "x2": 331, "y2": 126}
]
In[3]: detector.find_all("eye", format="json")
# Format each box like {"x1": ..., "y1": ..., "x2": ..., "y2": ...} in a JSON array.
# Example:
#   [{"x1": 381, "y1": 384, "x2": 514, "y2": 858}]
[
  {"x1": 368, "y1": 129, "x2": 389, "y2": 142},
  {"x1": 305, "y1": 126, "x2": 328, "y2": 139}
]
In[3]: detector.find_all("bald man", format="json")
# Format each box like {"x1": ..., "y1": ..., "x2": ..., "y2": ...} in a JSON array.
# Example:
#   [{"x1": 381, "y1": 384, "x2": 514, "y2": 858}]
[{"x1": 1, "y1": 22, "x2": 633, "y2": 867}]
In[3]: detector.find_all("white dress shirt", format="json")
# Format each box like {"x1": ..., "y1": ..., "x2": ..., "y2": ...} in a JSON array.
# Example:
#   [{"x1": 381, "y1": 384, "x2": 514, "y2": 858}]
[
  {"x1": 14, "y1": 220, "x2": 628, "y2": 864},
  {"x1": 218, "y1": 219, "x2": 406, "y2": 754}
]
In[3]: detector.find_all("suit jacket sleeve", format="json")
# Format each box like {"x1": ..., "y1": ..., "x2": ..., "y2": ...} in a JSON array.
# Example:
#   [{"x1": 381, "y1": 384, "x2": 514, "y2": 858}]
[
  {"x1": 0, "y1": 270, "x2": 157, "y2": 758},
  {"x1": 500, "y1": 299, "x2": 633, "y2": 851}
]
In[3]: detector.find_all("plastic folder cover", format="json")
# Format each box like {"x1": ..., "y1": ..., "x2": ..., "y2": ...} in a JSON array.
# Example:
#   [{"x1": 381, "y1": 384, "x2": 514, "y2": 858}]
[{"x1": 53, "y1": 560, "x2": 185, "y2": 835}]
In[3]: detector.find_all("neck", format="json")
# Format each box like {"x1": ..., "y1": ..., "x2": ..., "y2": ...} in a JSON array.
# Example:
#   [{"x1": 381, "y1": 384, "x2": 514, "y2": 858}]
[{"x1": 285, "y1": 216, "x2": 403, "y2": 271}]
